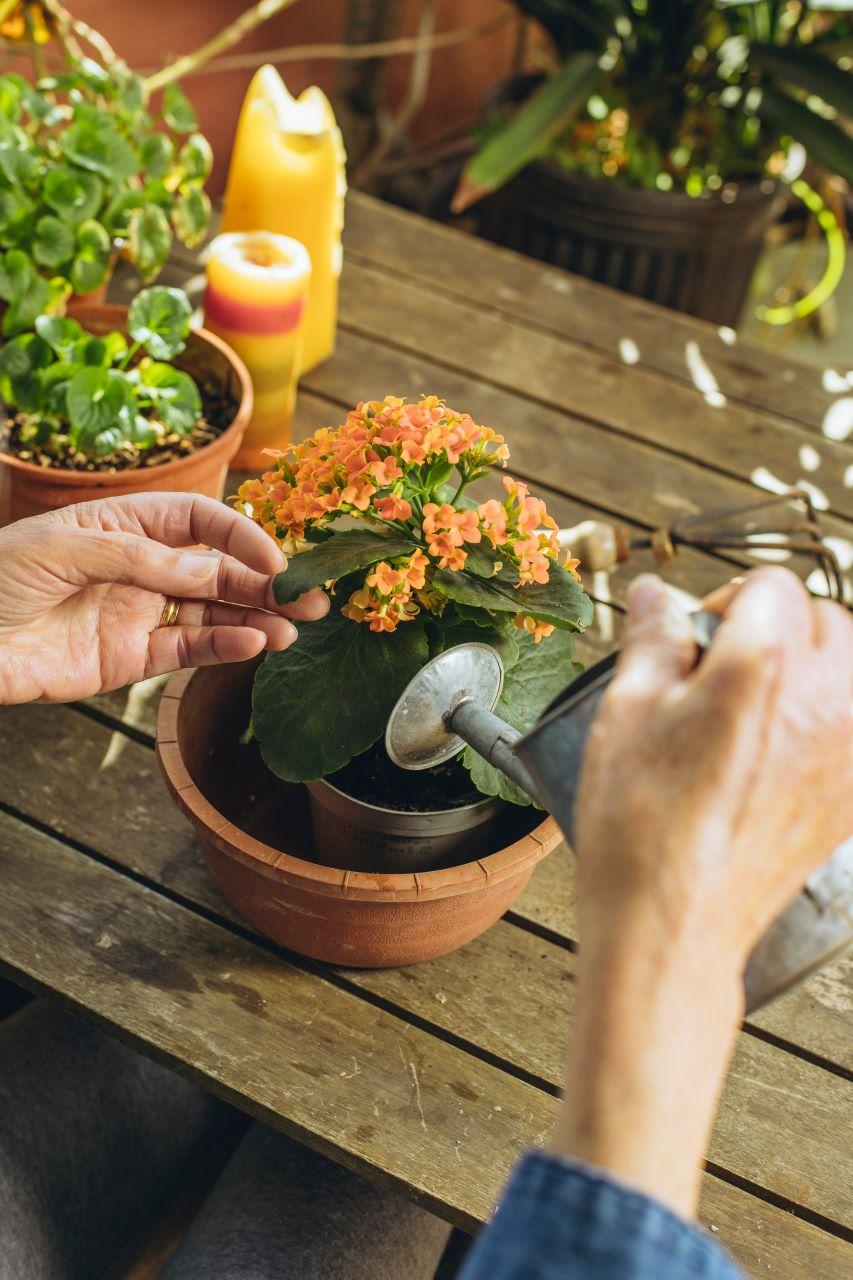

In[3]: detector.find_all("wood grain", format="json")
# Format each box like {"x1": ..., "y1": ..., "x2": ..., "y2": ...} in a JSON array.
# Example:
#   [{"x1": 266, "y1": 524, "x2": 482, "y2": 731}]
[{"x1": 0, "y1": 807, "x2": 850, "y2": 1278}]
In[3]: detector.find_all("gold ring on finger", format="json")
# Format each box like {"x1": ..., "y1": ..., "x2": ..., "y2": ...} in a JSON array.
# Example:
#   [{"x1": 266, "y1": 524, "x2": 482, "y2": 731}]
[{"x1": 159, "y1": 597, "x2": 182, "y2": 628}]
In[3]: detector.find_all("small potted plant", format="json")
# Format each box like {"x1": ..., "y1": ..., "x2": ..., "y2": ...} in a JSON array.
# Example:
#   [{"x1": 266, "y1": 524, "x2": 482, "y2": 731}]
[
  {"x1": 157, "y1": 396, "x2": 592, "y2": 967},
  {"x1": 453, "y1": 1, "x2": 853, "y2": 325},
  {"x1": 0, "y1": 285, "x2": 251, "y2": 522},
  {"x1": 0, "y1": 57, "x2": 211, "y2": 332}
]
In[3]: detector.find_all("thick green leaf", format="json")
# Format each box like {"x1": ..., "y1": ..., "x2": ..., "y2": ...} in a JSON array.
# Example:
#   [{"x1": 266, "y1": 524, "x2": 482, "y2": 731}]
[
  {"x1": 140, "y1": 132, "x2": 175, "y2": 179},
  {"x1": 433, "y1": 560, "x2": 593, "y2": 631},
  {"x1": 43, "y1": 166, "x2": 104, "y2": 226},
  {"x1": 756, "y1": 84, "x2": 853, "y2": 184},
  {"x1": 128, "y1": 285, "x2": 193, "y2": 359},
  {"x1": 461, "y1": 53, "x2": 601, "y2": 199},
  {"x1": 32, "y1": 215, "x2": 75, "y2": 269},
  {"x1": 750, "y1": 43, "x2": 853, "y2": 120},
  {"x1": 60, "y1": 122, "x2": 139, "y2": 182},
  {"x1": 70, "y1": 249, "x2": 110, "y2": 295},
  {"x1": 462, "y1": 628, "x2": 583, "y2": 806},
  {"x1": 34, "y1": 314, "x2": 84, "y2": 358},
  {"x1": 128, "y1": 205, "x2": 171, "y2": 282},
  {"x1": 253, "y1": 608, "x2": 430, "y2": 782},
  {"x1": 0, "y1": 248, "x2": 32, "y2": 301},
  {"x1": 137, "y1": 361, "x2": 201, "y2": 433},
  {"x1": 0, "y1": 188, "x2": 33, "y2": 241},
  {"x1": 103, "y1": 190, "x2": 145, "y2": 235},
  {"x1": 173, "y1": 184, "x2": 211, "y2": 248},
  {"x1": 162, "y1": 84, "x2": 198, "y2": 133},
  {"x1": 178, "y1": 133, "x2": 213, "y2": 182},
  {"x1": 273, "y1": 529, "x2": 416, "y2": 604},
  {"x1": 439, "y1": 617, "x2": 520, "y2": 670},
  {"x1": 3, "y1": 275, "x2": 51, "y2": 336},
  {"x1": 0, "y1": 145, "x2": 40, "y2": 190},
  {"x1": 66, "y1": 366, "x2": 135, "y2": 446}
]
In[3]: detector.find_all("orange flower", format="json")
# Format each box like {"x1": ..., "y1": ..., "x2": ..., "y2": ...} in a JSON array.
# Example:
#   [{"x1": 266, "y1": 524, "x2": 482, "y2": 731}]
[
  {"x1": 514, "y1": 614, "x2": 556, "y2": 644},
  {"x1": 373, "y1": 494, "x2": 412, "y2": 521}
]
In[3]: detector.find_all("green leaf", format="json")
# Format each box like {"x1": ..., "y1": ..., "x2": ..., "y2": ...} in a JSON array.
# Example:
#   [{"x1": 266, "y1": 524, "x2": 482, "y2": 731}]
[
  {"x1": 103, "y1": 190, "x2": 145, "y2": 235},
  {"x1": 462, "y1": 542, "x2": 503, "y2": 577},
  {"x1": 127, "y1": 205, "x2": 171, "y2": 282},
  {"x1": 0, "y1": 188, "x2": 33, "y2": 241},
  {"x1": 462, "y1": 628, "x2": 583, "y2": 806},
  {"x1": 433, "y1": 560, "x2": 593, "y2": 632},
  {"x1": 162, "y1": 84, "x2": 198, "y2": 133},
  {"x1": 0, "y1": 248, "x2": 32, "y2": 301},
  {"x1": 750, "y1": 43, "x2": 853, "y2": 120},
  {"x1": 177, "y1": 133, "x2": 213, "y2": 182},
  {"x1": 755, "y1": 84, "x2": 853, "y2": 184},
  {"x1": 43, "y1": 166, "x2": 104, "y2": 225},
  {"x1": 126, "y1": 414, "x2": 161, "y2": 450},
  {"x1": 60, "y1": 121, "x2": 139, "y2": 182},
  {"x1": 71, "y1": 335, "x2": 109, "y2": 366},
  {"x1": 34, "y1": 314, "x2": 84, "y2": 358},
  {"x1": 40, "y1": 360, "x2": 79, "y2": 414},
  {"x1": 173, "y1": 184, "x2": 211, "y2": 248},
  {"x1": 3, "y1": 275, "x2": 51, "y2": 336},
  {"x1": 0, "y1": 331, "x2": 51, "y2": 378},
  {"x1": 76, "y1": 218, "x2": 112, "y2": 255},
  {"x1": 439, "y1": 617, "x2": 520, "y2": 670},
  {"x1": 70, "y1": 250, "x2": 109, "y2": 296},
  {"x1": 273, "y1": 529, "x2": 416, "y2": 604},
  {"x1": 140, "y1": 132, "x2": 175, "y2": 179},
  {"x1": 66, "y1": 366, "x2": 135, "y2": 447},
  {"x1": 253, "y1": 607, "x2": 430, "y2": 782},
  {"x1": 33, "y1": 215, "x2": 75, "y2": 269},
  {"x1": 137, "y1": 361, "x2": 201, "y2": 433},
  {"x1": 128, "y1": 285, "x2": 193, "y2": 359},
  {"x1": 459, "y1": 53, "x2": 601, "y2": 202},
  {"x1": 0, "y1": 145, "x2": 41, "y2": 190}
]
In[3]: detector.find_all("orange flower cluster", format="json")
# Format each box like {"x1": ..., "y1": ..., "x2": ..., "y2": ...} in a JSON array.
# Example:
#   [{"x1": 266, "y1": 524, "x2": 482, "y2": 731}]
[{"x1": 236, "y1": 395, "x2": 582, "y2": 638}]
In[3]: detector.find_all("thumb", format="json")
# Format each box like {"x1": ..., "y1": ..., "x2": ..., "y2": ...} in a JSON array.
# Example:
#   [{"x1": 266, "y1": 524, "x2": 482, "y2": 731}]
[{"x1": 613, "y1": 574, "x2": 698, "y2": 701}]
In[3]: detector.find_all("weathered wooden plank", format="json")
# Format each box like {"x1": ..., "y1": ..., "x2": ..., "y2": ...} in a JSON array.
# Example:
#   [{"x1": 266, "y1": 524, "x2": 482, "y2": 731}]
[
  {"x1": 0, "y1": 808, "x2": 849, "y2": 1278},
  {"x1": 334, "y1": 258, "x2": 853, "y2": 522},
  {"x1": 344, "y1": 192, "x2": 850, "y2": 442},
  {"x1": 1, "y1": 699, "x2": 851, "y2": 1227}
]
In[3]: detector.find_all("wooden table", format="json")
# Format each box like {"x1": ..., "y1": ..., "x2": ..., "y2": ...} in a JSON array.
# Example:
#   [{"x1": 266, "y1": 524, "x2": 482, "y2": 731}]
[{"x1": 1, "y1": 193, "x2": 851, "y2": 1279}]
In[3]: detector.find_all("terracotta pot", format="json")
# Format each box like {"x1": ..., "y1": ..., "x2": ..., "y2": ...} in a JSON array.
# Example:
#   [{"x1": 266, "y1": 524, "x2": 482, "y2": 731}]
[
  {"x1": 0, "y1": 303, "x2": 253, "y2": 525},
  {"x1": 156, "y1": 660, "x2": 561, "y2": 968}
]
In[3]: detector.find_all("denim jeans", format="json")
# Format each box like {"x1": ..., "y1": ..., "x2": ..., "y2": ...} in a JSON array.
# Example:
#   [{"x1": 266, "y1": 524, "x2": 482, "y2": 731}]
[{"x1": 460, "y1": 1152, "x2": 744, "y2": 1280}]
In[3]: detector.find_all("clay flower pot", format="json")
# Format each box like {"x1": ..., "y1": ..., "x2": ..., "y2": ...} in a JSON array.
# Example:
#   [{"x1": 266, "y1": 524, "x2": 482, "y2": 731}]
[
  {"x1": 156, "y1": 660, "x2": 561, "y2": 967},
  {"x1": 0, "y1": 303, "x2": 253, "y2": 526}
]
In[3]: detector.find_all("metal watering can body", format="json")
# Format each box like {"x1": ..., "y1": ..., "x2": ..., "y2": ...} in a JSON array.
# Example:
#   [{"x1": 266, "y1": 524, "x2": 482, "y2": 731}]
[{"x1": 386, "y1": 614, "x2": 853, "y2": 1013}]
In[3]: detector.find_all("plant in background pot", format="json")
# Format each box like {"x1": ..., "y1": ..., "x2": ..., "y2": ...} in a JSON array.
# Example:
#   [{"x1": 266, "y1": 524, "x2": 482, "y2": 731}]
[
  {"x1": 453, "y1": 0, "x2": 853, "y2": 325},
  {"x1": 234, "y1": 394, "x2": 593, "y2": 873},
  {"x1": 0, "y1": 285, "x2": 252, "y2": 523},
  {"x1": 0, "y1": 57, "x2": 211, "y2": 333}
]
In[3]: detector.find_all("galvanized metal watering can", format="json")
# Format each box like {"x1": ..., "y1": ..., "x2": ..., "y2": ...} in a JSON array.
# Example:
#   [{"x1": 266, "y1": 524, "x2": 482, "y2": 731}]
[{"x1": 385, "y1": 611, "x2": 853, "y2": 1013}]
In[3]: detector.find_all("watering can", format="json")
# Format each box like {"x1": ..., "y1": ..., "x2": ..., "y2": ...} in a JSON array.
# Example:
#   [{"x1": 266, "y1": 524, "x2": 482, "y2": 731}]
[{"x1": 385, "y1": 611, "x2": 853, "y2": 1013}]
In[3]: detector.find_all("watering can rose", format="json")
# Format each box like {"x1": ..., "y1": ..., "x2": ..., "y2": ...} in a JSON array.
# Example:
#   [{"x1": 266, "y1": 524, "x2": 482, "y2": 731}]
[{"x1": 235, "y1": 395, "x2": 593, "y2": 800}]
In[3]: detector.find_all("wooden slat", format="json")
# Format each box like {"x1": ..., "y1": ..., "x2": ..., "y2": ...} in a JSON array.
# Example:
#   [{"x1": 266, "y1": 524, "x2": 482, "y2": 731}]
[
  {"x1": 2, "y1": 810, "x2": 848, "y2": 1277},
  {"x1": 344, "y1": 192, "x2": 850, "y2": 442},
  {"x1": 1, "y1": 699, "x2": 851, "y2": 1229}
]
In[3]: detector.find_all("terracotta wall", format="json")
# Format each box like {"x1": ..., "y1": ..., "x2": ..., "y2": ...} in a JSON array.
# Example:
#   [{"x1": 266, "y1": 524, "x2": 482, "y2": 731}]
[{"x1": 69, "y1": 0, "x2": 520, "y2": 193}]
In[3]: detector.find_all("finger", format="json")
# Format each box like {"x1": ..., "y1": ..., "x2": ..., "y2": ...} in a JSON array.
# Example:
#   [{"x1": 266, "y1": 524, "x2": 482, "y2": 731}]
[
  {"x1": 174, "y1": 600, "x2": 297, "y2": 648},
  {"x1": 701, "y1": 576, "x2": 746, "y2": 617},
  {"x1": 814, "y1": 598, "x2": 853, "y2": 675},
  {"x1": 145, "y1": 622, "x2": 299, "y2": 678},
  {"x1": 281, "y1": 587, "x2": 330, "y2": 621},
  {"x1": 610, "y1": 574, "x2": 698, "y2": 701},
  {"x1": 701, "y1": 566, "x2": 816, "y2": 686},
  {"x1": 60, "y1": 492, "x2": 288, "y2": 576}
]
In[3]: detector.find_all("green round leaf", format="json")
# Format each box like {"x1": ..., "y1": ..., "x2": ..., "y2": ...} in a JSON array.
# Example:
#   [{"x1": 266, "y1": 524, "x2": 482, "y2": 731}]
[
  {"x1": 0, "y1": 75, "x2": 24, "y2": 122},
  {"x1": 162, "y1": 84, "x2": 198, "y2": 133},
  {"x1": 127, "y1": 413, "x2": 161, "y2": 449},
  {"x1": 0, "y1": 332, "x2": 51, "y2": 377},
  {"x1": 76, "y1": 218, "x2": 112, "y2": 255},
  {"x1": 177, "y1": 133, "x2": 213, "y2": 182},
  {"x1": 70, "y1": 248, "x2": 109, "y2": 296},
  {"x1": 66, "y1": 366, "x2": 135, "y2": 444},
  {"x1": 43, "y1": 166, "x2": 104, "y2": 225},
  {"x1": 140, "y1": 132, "x2": 175, "y2": 180},
  {"x1": 0, "y1": 188, "x2": 33, "y2": 242},
  {"x1": 128, "y1": 205, "x2": 171, "y2": 283},
  {"x1": 0, "y1": 248, "x2": 32, "y2": 301},
  {"x1": 34, "y1": 314, "x2": 84, "y2": 357},
  {"x1": 0, "y1": 144, "x2": 41, "y2": 190},
  {"x1": 128, "y1": 285, "x2": 193, "y2": 359},
  {"x1": 103, "y1": 190, "x2": 144, "y2": 235},
  {"x1": 33, "y1": 215, "x2": 75, "y2": 269},
  {"x1": 173, "y1": 184, "x2": 211, "y2": 249},
  {"x1": 60, "y1": 121, "x2": 139, "y2": 182},
  {"x1": 71, "y1": 335, "x2": 109, "y2": 366},
  {"x1": 2, "y1": 275, "x2": 51, "y2": 336},
  {"x1": 138, "y1": 360, "x2": 201, "y2": 433}
]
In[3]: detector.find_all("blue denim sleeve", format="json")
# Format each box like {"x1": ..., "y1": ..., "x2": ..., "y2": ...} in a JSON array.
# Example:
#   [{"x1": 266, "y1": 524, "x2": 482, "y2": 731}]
[{"x1": 459, "y1": 1152, "x2": 745, "y2": 1280}]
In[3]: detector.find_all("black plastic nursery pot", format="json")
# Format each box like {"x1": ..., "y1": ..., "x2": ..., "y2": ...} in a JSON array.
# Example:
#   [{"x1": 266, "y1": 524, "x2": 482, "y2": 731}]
[{"x1": 476, "y1": 161, "x2": 786, "y2": 326}]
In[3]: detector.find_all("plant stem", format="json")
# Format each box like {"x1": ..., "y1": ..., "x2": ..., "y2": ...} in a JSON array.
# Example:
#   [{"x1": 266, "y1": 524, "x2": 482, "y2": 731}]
[{"x1": 144, "y1": 0, "x2": 302, "y2": 93}]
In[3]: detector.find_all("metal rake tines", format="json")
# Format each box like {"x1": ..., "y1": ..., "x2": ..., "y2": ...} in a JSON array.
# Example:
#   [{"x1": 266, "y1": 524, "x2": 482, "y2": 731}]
[{"x1": 630, "y1": 489, "x2": 844, "y2": 602}]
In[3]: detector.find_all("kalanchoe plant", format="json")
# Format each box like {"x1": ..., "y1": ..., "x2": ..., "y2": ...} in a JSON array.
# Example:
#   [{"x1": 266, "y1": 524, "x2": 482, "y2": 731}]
[
  {"x1": 0, "y1": 285, "x2": 201, "y2": 458},
  {"x1": 236, "y1": 395, "x2": 593, "y2": 804},
  {"x1": 0, "y1": 58, "x2": 212, "y2": 334}
]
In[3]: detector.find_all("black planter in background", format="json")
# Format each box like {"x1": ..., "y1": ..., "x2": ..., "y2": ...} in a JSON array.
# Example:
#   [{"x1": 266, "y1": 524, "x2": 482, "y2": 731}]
[{"x1": 475, "y1": 161, "x2": 786, "y2": 327}]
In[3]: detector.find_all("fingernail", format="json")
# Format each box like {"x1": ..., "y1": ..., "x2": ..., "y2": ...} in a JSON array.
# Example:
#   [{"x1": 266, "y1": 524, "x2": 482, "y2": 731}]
[
  {"x1": 269, "y1": 620, "x2": 297, "y2": 650},
  {"x1": 627, "y1": 573, "x2": 665, "y2": 618},
  {"x1": 181, "y1": 552, "x2": 218, "y2": 580}
]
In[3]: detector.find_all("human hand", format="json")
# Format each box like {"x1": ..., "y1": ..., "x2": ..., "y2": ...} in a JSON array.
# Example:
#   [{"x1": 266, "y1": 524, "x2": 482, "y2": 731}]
[
  {"x1": 0, "y1": 492, "x2": 329, "y2": 705},
  {"x1": 553, "y1": 567, "x2": 852, "y2": 1217}
]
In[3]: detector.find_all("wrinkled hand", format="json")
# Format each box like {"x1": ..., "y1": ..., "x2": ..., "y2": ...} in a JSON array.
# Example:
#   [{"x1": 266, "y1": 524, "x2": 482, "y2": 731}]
[
  {"x1": 0, "y1": 492, "x2": 328, "y2": 705},
  {"x1": 577, "y1": 566, "x2": 853, "y2": 966}
]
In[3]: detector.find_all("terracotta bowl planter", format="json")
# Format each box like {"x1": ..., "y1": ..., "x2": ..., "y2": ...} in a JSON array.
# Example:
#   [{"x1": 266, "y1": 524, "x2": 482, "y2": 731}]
[
  {"x1": 0, "y1": 303, "x2": 253, "y2": 526},
  {"x1": 156, "y1": 660, "x2": 561, "y2": 967}
]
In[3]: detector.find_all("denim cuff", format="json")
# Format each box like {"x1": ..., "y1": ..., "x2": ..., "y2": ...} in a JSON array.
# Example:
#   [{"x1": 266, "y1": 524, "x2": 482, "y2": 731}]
[{"x1": 460, "y1": 1151, "x2": 744, "y2": 1280}]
